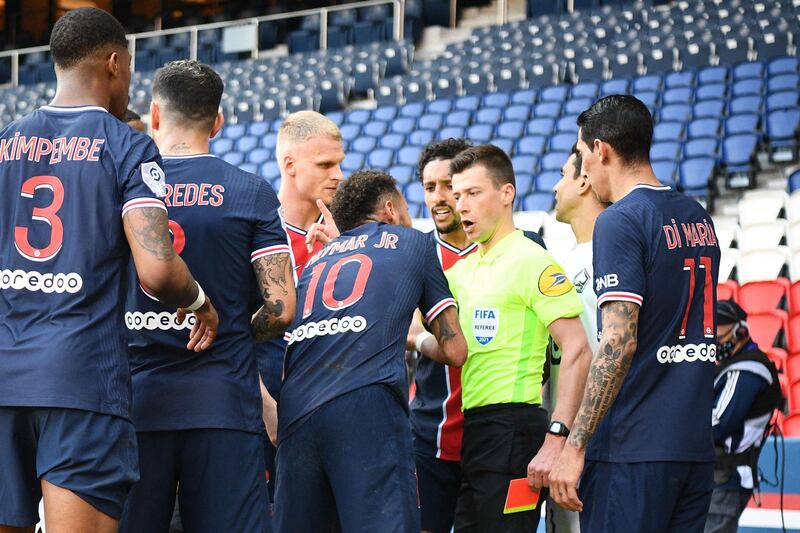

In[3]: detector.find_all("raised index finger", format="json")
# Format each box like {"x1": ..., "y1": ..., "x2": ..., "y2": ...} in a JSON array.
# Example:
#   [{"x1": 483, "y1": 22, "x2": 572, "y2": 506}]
[{"x1": 316, "y1": 199, "x2": 333, "y2": 223}]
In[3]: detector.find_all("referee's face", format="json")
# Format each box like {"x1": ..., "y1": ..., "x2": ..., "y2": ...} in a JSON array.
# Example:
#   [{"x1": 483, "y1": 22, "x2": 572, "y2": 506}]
[
  {"x1": 451, "y1": 165, "x2": 504, "y2": 243},
  {"x1": 422, "y1": 158, "x2": 461, "y2": 235}
]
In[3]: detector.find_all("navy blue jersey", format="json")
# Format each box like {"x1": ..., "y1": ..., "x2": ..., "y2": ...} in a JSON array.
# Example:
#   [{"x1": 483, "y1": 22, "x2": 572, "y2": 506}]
[
  {"x1": 0, "y1": 105, "x2": 166, "y2": 418},
  {"x1": 590, "y1": 184, "x2": 721, "y2": 463},
  {"x1": 125, "y1": 154, "x2": 289, "y2": 433},
  {"x1": 278, "y1": 222, "x2": 456, "y2": 443}
]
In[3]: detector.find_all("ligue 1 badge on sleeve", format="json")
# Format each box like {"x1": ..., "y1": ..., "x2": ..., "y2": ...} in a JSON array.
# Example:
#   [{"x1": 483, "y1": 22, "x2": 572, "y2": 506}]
[
  {"x1": 141, "y1": 161, "x2": 167, "y2": 197},
  {"x1": 473, "y1": 307, "x2": 499, "y2": 346}
]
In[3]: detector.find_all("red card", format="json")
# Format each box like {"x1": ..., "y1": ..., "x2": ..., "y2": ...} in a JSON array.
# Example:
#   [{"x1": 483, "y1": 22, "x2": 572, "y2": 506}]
[{"x1": 503, "y1": 478, "x2": 540, "y2": 514}]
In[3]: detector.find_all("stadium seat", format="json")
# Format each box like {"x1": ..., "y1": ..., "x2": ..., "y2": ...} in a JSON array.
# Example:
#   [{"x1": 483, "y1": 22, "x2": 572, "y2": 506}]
[
  {"x1": 748, "y1": 310, "x2": 788, "y2": 350},
  {"x1": 396, "y1": 146, "x2": 422, "y2": 167},
  {"x1": 341, "y1": 152, "x2": 365, "y2": 173},
  {"x1": 769, "y1": 74, "x2": 800, "y2": 95},
  {"x1": 427, "y1": 99, "x2": 452, "y2": 115},
  {"x1": 766, "y1": 91, "x2": 799, "y2": 112},
  {"x1": 698, "y1": 66, "x2": 729, "y2": 86},
  {"x1": 688, "y1": 118, "x2": 721, "y2": 140},
  {"x1": 404, "y1": 181, "x2": 424, "y2": 205},
  {"x1": 511, "y1": 90, "x2": 538, "y2": 106},
  {"x1": 663, "y1": 88, "x2": 693, "y2": 106},
  {"x1": 516, "y1": 174, "x2": 534, "y2": 195},
  {"x1": 722, "y1": 134, "x2": 759, "y2": 188},
  {"x1": 653, "y1": 122, "x2": 685, "y2": 143},
  {"x1": 733, "y1": 61, "x2": 765, "y2": 82},
  {"x1": 248, "y1": 148, "x2": 271, "y2": 166},
  {"x1": 527, "y1": 118, "x2": 556, "y2": 137},
  {"x1": 738, "y1": 192, "x2": 787, "y2": 228},
  {"x1": 260, "y1": 161, "x2": 281, "y2": 181},
  {"x1": 223, "y1": 124, "x2": 246, "y2": 140},
  {"x1": 789, "y1": 315, "x2": 800, "y2": 352},
  {"x1": 408, "y1": 130, "x2": 434, "y2": 147},
  {"x1": 535, "y1": 171, "x2": 561, "y2": 192},
  {"x1": 445, "y1": 111, "x2": 472, "y2": 128},
  {"x1": 497, "y1": 121, "x2": 526, "y2": 139},
  {"x1": 694, "y1": 99, "x2": 726, "y2": 119},
  {"x1": 475, "y1": 108, "x2": 502, "y2": 125},
  {"x1": 650, "y1": 142, "x2": 682, "y2": 162},
  {"x1": 788, "y1": 356, "x2": 800, "y2": 385},
  {"x1": 211, "y1": 138, "x2": 234, "y2": 156},
  {"x1": 454, "y1": 96, "x2": 480, "y2": 112},
  {"x1": 679, "y1": 158, "x2": 715, "y2": 190},
  {"x1": 483, "y1": 93, "x2": 511, "y2": 109},
  {"x1": 379, "y1": 133, "x2": 405, "y2": 151},
  {"x1": 738, "y1": 279, "x2": 790, "y2": 314},
  {"x1": 766, "y1": 109, "x2": 800, "y2": 163},
  {"x1": 389, "y1": 165, "x2": 414, "y2": 184},
  {"x1": 719, "y1": 249, "x2": 739, "y2": 283},
  {"x1": 549, "y1": 133, "x2": 576, "y2": 153},
  {"x1": 390, "y1": 118, "x2": 416, "y2": 135},
  {"x1": 540, "y1": 85, "x2": 570, "y2": 103},
  {"x1": 466, "y1": 124, "x2": 494, "y2": 144},
  {"x1": 653, "y1": 161, "x2": 677, "y2": 186},
  {"x1": 633, "y1": 74, "x2": 662, "y2": 93},
  {"x1": 489, "y1": 138, "x2": 515, "y2": 157},
  {"x1": 768, "y1": 57, "x2": 799, "y2": 77},
  {"x1": 523, "y1": 192, "x2": 555, "y2": 212},
  {"x1": 738, "y1": 249, "x2": 790, "y2": 284},
  {"x1": 541, "y1": 152, "x2": 570, "y2": 172},
  {"x1": 684, "y1": 139, "x2": 719, "y2": 159},
  {"x1": 418, "y1": 114, "x2": 444, "y2": 131},
  {"x1": 439, "y1": 127, "x2": 465, "y2": 140},
  {"x1": 363, "y1": 121, "x2": 389, "y2": 137},
  {"x1": 717, "y1": 280, "x2": 739, "y2": 302},
  {"x1": 517, "y1": 136, "x2": 547, "y2": 157},
  {"x1": 784, "y1": 414, "x2": 800, "y2": 437},
  {"x1": 601, "y1": 79, "x2": 629, "y2": 96},
  {"x1": 222, "y1": 152, "x2": 245, "y2": 166},
  {"x1": 739, "y1": 222, "x2": 788, "y2": 252},
  {"x1": 696, "y1": 83, "x2": 727, "y2": 101},
  {"x1": 511, "y1": 155, "x2": 539, "y2": 176},
  {"x1": 351, "y1": 136, "x2": 377, "y2": 153},
  {"x1": 660, "y1": 104, "x2": 693, "y2": 123},
  {"x1": 729, "y1": 95, "x2": 764, "y2": 116}
]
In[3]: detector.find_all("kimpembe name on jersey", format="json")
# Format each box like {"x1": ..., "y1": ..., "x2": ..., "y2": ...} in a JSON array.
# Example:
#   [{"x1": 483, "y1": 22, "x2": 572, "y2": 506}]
[{"x1": 0, "y1": 133, "x2": 105, "y2": 163}]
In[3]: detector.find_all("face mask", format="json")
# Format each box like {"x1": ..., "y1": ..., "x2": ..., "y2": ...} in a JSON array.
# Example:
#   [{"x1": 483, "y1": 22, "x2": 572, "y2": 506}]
[{"x1": 717, "y1": 340, "x2": 735, "y2": 362}]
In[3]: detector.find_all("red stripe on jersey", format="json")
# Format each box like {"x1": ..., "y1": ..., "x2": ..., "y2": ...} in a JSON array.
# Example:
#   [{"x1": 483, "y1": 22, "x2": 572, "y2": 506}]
[
  {"x1": 121, "y1": 198, "x2": 167, "y2": 218},
  {"x1": 597, "y1": 291, "x2": 643, "y2": 306},
  {"x1": 425, "y1": 298, "x2": 457, "y2": 323},
  {"x1": 251, "y1": 244, "x2": 291, "y2": 262}
]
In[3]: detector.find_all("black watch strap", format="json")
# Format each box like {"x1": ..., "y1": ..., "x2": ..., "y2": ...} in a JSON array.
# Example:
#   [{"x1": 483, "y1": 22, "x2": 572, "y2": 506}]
[{"x1": 547, "y1": 420, "x2": 570, "y2": 437}]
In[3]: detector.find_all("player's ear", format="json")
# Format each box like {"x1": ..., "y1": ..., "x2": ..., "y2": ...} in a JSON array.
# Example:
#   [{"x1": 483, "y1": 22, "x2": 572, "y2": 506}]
[
  {"x1": 501, "y1": 183, "x2": 515, "y2": 207},
  {"x1": 106, "y1": 50, "x2": 120, "y2": 78},
  {"x1": 209, "y1": 111, "x2": 224, "y2": 139},
  {"x1": 150, "y1": 101, "x2": 160, "y2": 131},
  {"x1": 594, "y1": 139, "x2": 608, "y2": 163},
  {"x1": 577, "y1": 174, "x2": 592, "y2": 195}
]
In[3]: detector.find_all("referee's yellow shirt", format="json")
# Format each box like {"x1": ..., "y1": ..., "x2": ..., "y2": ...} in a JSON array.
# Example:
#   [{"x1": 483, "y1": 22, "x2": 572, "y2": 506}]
[{"x1": 446, "y1": 230, "x2": 583, "y2": 410}]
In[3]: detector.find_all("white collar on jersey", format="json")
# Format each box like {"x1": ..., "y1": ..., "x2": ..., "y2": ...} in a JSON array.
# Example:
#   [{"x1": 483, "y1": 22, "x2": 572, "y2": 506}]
[
  {"x1": 434, "y1": 231, "x2": 478, "y2": 255},
  {"x1": 162, "y1": 154, "x2": 218, "y2": 160},
  {"x1": 631, "y1": 183, "x2": 671, "y2": 192},
  {"x1": 39, "y1": 105, "x2": 108, "y2": 113}
]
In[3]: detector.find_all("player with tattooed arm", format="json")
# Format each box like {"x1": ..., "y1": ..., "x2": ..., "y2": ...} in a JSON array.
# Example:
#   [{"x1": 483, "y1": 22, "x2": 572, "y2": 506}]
[
  {"x1": 550, "y1": 95, "x2": 721, "y2": 533},
  {"x1": 120, "y1": 61, "x2": 295, "y2": 533},
  {"x1": 0, "y1": 9, "x2": 217, "y2": 533}
]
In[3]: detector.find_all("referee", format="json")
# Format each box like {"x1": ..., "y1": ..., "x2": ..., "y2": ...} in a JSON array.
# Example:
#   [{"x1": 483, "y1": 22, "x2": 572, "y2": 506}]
[{"x1": 445, "y1": 145, "x2": 593, "y2": 532}]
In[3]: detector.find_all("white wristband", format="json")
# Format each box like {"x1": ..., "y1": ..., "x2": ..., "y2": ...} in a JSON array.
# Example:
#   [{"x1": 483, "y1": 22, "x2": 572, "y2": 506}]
[
  {"x1": 186, "y1": 282, "x2": 206, "y2": 312},
  {"x1": 415, "y1": 331, "x2": 435, "y2": 353}
]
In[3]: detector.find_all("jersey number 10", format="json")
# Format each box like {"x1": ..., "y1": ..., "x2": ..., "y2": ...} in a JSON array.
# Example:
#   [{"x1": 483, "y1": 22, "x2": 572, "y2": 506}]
[{"x1": 302, "y1": 254, "x2": 373, "y2": 319}]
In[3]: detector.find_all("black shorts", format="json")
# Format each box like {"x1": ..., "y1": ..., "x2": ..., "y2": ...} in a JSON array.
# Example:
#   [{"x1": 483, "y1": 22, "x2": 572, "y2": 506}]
[
  {"x1": 415, "y1": 452, "x2": 460, "y2": 533},
  {"x1": 454, "y1": 403, "x2": 548, "y2": 533}
]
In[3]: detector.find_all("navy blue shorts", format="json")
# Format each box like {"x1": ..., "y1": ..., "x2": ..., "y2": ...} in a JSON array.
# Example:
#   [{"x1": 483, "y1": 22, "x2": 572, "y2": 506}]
[
  {"x1": 0, "y1": 407, "x2": 138, "y2": 527},
  {"x1": 119, "y1": 429, "x2": 269, "y2": 533},
  {"x1": 274, "y1": 384, "x2": 419, "y2": 533},
  {"x1": 579, "y1": 460, "x2": 714, "y2": 533},
  {"x1": 415, "y1": 452, "x2": 460, "y2": 533}
]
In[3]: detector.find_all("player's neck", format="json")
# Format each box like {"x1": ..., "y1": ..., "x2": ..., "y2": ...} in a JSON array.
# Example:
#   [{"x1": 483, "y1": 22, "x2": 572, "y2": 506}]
[
  {"x1": 278, "y1": 190, "x2": 321, "y2": 231},
  {"x1": 156, "y1": 130, "x2": 210, "y2": 156},
  {"x1": 569, "y1": 204, "x2": 603, "y2": 244},
  {"x1": 610, "y1": 166, "x2": 661, "y2": 203},
  {"x1": 477, "y1": 215, "x2": 515, "y2": 256},
  {"x1": 51, "y1": 75, "x2": 109, "y2": 110},
  {"x1": 438, "y1": 227, "x2": 470, "y2": 250}
]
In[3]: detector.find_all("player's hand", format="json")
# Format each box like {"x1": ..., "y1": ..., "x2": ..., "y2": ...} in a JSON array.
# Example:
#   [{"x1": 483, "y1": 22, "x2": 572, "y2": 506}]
[
  {"x1": 527, "y1": 433, "x2": 565, "y2": 489},
  {"x1": 548, "y1": 441, "x2": 584, "y2": 512},
  {"x1": 178, "y1": 298, "x2": 219, "y2": 352},
  {"x1": 406, "y1": 309, "x2": 426, "y2": 351},
  {"x1": 305, "y1": 199, "x2": 340, "y2": 253},
  {"x1": 262, "y1": 393, "x2": 279, "y2": 446}
]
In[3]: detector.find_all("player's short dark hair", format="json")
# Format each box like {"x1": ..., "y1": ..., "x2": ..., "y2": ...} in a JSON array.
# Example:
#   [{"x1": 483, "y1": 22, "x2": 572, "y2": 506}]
[
  {"x1": 417, "y1": 138, "x2": 473, "y2": 182},
  {"x1": 448, "y1": 144, "x2": 516, "y2": 191},
  {"x1": 577, "y1": 95, "x2": 653, "y2": 166},
  {"x1": 50, "y1": 8, "x2": 129, "y2": 70},
  {"x1": 152, "y1": 60, "x2": 223, "y2": 130},
  {"x1": 571, "y1": 143, "x2": 582, "y2": 177},
  {"x1": 331, "y1": 170, "x2": 401, "y2": 232},
  {"x1": 123, "y1": 109, "x2": 141, "y2": 122}
]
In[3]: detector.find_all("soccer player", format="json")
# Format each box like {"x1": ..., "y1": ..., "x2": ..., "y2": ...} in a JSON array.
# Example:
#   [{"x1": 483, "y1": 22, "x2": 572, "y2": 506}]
[
  {"x1": 549, "y1": 95, "x2": 721, "y2": 533},
  {"x1": 274, "y1": 170, "x2": 467, "y2": 533},
  {"x1": 538, "y1": 148, "x2": 607, "y2": 532},
  {"x1": 446, "y1": 145, "x2": 592, "y2": 533},
  {"x1": 256, "y1": 110, "x2": 345, "y2": 508},
  {"x1": 0, "y1": 8, "x2": 217, "y2": 533},
  {"x1": 119, "y1": 61, "x2": 295, "y2": 532}
]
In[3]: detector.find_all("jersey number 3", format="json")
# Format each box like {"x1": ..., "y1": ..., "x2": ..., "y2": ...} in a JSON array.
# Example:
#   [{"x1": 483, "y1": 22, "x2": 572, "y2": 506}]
[
  {"x1": 14, "y1": 175, "x2": 64, "y2": 262},
  {"x1": 302, "y1": 254, "x2": 373, "y2": 318}
]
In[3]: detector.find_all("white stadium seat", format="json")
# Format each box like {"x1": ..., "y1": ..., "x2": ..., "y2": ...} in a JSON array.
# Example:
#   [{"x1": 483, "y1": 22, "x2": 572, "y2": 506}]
[
  {"x1": 719, "y1": 249, "x2": 740, "y2": 283},
  {"x1": 513, "y1": 210, "x2": 547, "y2": 234},
  {"x1": 738, "y1": 221, "x2": 788, "y2": 253},
  {"x1": 737, "y1": 248, "x2": 790, "y2": 284},
  {"x1": 738, "y1": 191, "x2": 787, "y2": 228}
]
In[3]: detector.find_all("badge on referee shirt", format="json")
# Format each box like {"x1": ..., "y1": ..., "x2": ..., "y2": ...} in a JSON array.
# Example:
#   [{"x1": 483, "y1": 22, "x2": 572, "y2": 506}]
[
  {"x1": 537, "y1": 265, "x2": 573, "y2": 297},
  {"x1": 473, "y1": 307, "x2": 499, "y2": 345}
]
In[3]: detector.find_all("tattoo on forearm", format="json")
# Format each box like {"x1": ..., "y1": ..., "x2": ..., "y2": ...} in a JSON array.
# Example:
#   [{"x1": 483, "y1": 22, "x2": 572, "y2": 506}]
[
  {"x1": 126, "y1": 207, "x2": 176, "y2": 262},
  {"x1": 251, "y1": 253, "x2": 291, "y2": 340},
  {"x1": 568, "y1": 301, "x2": 639, "y2": 449},
  {"x1": 432, "y1": 313, "x2": 457, "y2": 345}
]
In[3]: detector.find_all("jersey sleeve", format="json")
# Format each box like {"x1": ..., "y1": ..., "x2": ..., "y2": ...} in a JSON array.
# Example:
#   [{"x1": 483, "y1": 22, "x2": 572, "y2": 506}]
[
  {"x1": 418, "y1": 236, "x2": 457, "y2": 323},
  {"x1": 250, "y1": 179, "x2": 291, "y2": 262},
  {"x1": 592, "y1": 209, "x2": 645, "y2": 308},
  {"x1": 117, "y1": 131, "x2": 167, "y2": 218},
  {"x1": 523, "y1": 251, "x2": 583, "y2": 328}
]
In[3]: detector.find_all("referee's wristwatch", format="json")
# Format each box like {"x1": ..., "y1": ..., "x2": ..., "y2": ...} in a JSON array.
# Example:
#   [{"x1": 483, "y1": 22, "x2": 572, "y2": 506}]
[{"x1": 547, "y1": 420, "x2": 570, "y2": 437}]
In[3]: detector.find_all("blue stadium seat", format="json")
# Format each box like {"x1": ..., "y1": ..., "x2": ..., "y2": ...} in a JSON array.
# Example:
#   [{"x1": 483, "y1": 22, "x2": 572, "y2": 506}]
[
  {"x1": 541, "y1": 151, "x2": 570, "y2": 172},
  {"x1": 367, "y1": 148, "x2": 393, "y2": 168},
  {"x1": 517, "y1": 135, "x2": 548, "y2": 157},
  {"x1": 239, "y1": 163, "x2": 258, "y2": 175},
  {"x1": 483, "y1": 93, "x2": 511, "y2": 108},
  {"x1": 497, "y1": 121, "x2": 525, "y2": 139},
  {"x1": 556, "y1": 115, "x2": 579, "y2": 134},
  {"x1": 688, "y1": 118, "x2": 722, "y2": 139},
  {"x1": 767, "y1": 91, "x2": 799, "y2": 112},
  {"x1": 789, "y1": 169, "x2": 800, "y2": 193},
  {"x1": 732, "y1": 79, "x2": 764, "y2": 98},
  {"x1": 601, "y1": 79, "x2": 629, "y2": 96},
  {"x1": 260, "y1": 161, "x2": 281, "y2": 181},
  {"x1": 684, "y1": 138, "x2": 719, "y2": 159},
  {"x1": 516, "y1": 174, "x2": 534, "y2": 195},
  {"x1": 352, "y1": 136, "x2": 378, "y2": 153},
  {"x1": 418, "y1": 114, "x2": 444, "y2": 131},
  {"x1": 408, "y1": 130, "x2": 434, "y2": 146},
  {"x1": 248, "y1": 121, "x2": 270, "y2": 137},
  {"x1": 340, "y1": 123, "x2": 361, "y2": 141},
  {"x1": 389, "y1": 165, "x2": 415, "y2": 184},
  {"x1": 342, "y1": 152, "x2": 366, "y2": 173},
  {"x1": 512, "y1": 155, "x2": 539, "y2": 176},
  {"x1": 652, "y1": 161, "x2": 677, "y2": 186},
  {"x1": 454, "y1": 96, "x2": 481, "y2": 112},
  {"x1": 660, "y1": 104, "x2": 693, "y2": 123},
  {"x1": 489, "y1": 138, "x2": 515, "y2": 156},
  {"x1": 223, "y1": 152, "x2": 245, "y2": 166},
  {"x1": 427, "y1": 99, "x2": 453, "y2": 115},
  {"x1": 527, "y1": 118, "x2": 556, "y2": 137},
  {"x1": 223, "y1": 124, "x2": 246, "y2": 140},
  {"x1": 380, "y1": 133, "x2": 406, "y2": 150},
  {"x1": 697, "y1": 66, "x2": 729, "y2": 85},
  {"x1": 680, "y1": 157, "x2": 715, "y2": 190},
  {"x1": 349, "y1": 109, "x2": 373, "y2": 125},
  {"x1": 373, "y1": 106, "x2": 398, "y2": 122},
  {"x1": 397, "y1": 146, "x2": 423, "y2": 166},
  {"x1": 404, "y1": 182, "x2": 425, "y2": 204},
  {"x1": 665, "y1": 71, "x2": 695, "y2": 89},
  {"x1": 390, "y1": 118, "x2": 416, "y2": 135},
  {"x1": 694, "y1": 99, "x2": 726, "y2": 119},
  {"x1": 633, "y1": 75, "x2": 662, "y2": 93},
  {"x1": 663, "y1": 87, "x2": 693, "y2": 106},
  {"x1": 725, "y1": 113, "x2": 760, "y2": 136},
  {"x1": 535, "y1": 171, "x2": 561, "y2": 192},
  {"x1": 445, "y1": 111, "x2": 472, "y2": 128},
  {"x1": 729, "y1": 95, "x2": 764, "y2": 115},
  {"x1": 475, "y1": 108, "x2": 503, "y2": 125},
  {"x1": 571, "y1": 82, "x2": 599, "y2": 99},
  {"x1": 363, "y1": 121, "x2": 388, "y2": 137},
  {"x1": 733, "y1": 61, "x2": 765, "y2": 81},
  {"x1": 540, "y1": 85, "x2": 570, "y2": 103},
  {"x1": 653, "y1": 122, "x2": 685, "y2": 143},
  {"x1": 467, "y1": 124, "x2": 494, "y2": 143},
  {"x1": 769, "y1": 74, "x2": 800, "y2": 94},
  {"x1": 211, "y1": 138, "x2": 234, "y2": 156},
  {"x1": 565, "y1": 98, "x2": 592, "y2": 116},
  {"x1": 236, "y1": 136, "x2": 259, "y2": 153},
  {"x1": 634, "y1": 91, "x2": 659, "y2": 109},
  {"x1": 260, "y1": 133, "x2": 278, "y2": 150},
  {"x1": 549, "y1": 133, "x2": 575, "y2": 153},
  {"x1": 534, "y1": 102, "x2": 562, "y2": 119},
  {"x1": 248, "y1": 148, "x2": 272, "y2": 165},
  {"x1": 768, "y1": 57, "x2": 799, "y2": 77},
  {"x1": 511, "y1": 89, "x2": 538, "y2": 106},
  {"x1": 696, "y1": 83, "x2": 727, "y2": 101},
  {"x1": 504, "y1": 105, "x2": 531, "y2": 122},
  {"x1": 650, "y1": 142, "x2": 682, "y2": 162},
  {"x1": 766, "y1": 109, "x2": 800, "y2": 163},
  {"x1": 722, "y1": 134, "x2": 759, "y2": 184},
  {"x1": 523, "y1": 192, "x2": 555, "y2": 211}
]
